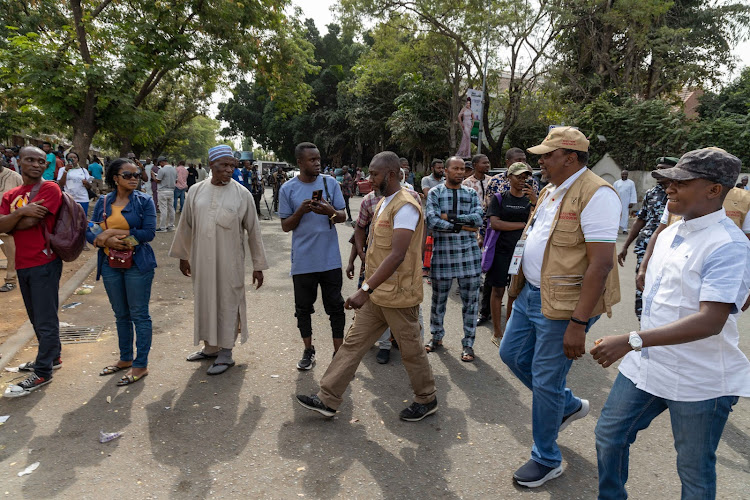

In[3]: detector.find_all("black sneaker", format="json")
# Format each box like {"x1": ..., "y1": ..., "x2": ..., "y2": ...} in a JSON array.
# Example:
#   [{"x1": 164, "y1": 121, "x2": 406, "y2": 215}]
[
  {"x1": 376, "y1": 348, "x2": 390, "y2": 364},
  {"x1": 560, "y1": 399, "x2": 589, "y2": 432},
  {"x1": 18, "y1": 357, "x2": 62, "y2": 372},
  {"x1": 513, "y1": 459, "x2": 563, "y2": 488},
  {"x1": 3, "y1": 373, "x2": 52, "y2": 398},
  {"x1": 297, "y1": 347, "x2": 316, "y2": 371},
  {"x1": 476, "y1": 314, "x2": 490, "y2": 326},
  {"x1": 295, "y1": 394, "x2": 336, "y2": 417},
  {"x1": 399, "y1": 398, "x2": 438, "y2": 421}
]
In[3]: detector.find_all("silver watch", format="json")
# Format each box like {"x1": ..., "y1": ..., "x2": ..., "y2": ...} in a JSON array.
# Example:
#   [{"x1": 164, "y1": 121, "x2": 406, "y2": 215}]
[{"x1": 628, "y1": 331, "x2": 643, "y2": 352}]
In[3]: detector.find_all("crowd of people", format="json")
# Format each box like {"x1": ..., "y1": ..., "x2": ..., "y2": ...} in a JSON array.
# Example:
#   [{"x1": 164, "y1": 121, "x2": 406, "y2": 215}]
[{"x1": 0, "y1": 129, "x2": 749, "y2": 498}]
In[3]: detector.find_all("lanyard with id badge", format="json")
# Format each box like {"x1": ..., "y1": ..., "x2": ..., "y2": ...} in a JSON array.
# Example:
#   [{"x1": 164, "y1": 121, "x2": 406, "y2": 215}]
[{"x1": 507, "y1": 195, "x2": 544, "y2": 275}]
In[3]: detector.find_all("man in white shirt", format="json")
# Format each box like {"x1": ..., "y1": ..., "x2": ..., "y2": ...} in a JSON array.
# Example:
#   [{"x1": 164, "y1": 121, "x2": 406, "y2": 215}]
[
  {"x1": 499, "y1": 127, "x2": 621, "y2": 487},
  {"x1": 592, "y1": 148, "x2": 750, "y2": 499},
  {"x1": 613, "y1": 170, "x2": 637, "y2": 234},
  {"x1": 154, "y1": 156, "x2": 177, "y2": 232}
]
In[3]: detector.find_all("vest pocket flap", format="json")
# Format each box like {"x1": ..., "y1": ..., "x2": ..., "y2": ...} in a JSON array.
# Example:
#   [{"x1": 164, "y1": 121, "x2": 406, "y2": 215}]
[
  {"x1": 550, "y1": 221, "x2": 582, "y2": 246},
  {"x1": 375, "y1": 279, "x2": 397, "y2": 292},
  {"x1": 216, "y1": 208, "x2": 238, "y2": 228}
]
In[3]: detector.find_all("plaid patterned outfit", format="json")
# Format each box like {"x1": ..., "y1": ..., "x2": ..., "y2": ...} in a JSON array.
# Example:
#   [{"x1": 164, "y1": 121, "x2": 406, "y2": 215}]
[{"x1": 425, "y1": 184, "x2": 483, "y2": 346}]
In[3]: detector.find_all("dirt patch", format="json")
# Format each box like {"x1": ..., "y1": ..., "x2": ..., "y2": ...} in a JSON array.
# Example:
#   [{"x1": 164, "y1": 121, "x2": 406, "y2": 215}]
[{"x1": 0, "y1": 253, "x2": 92, "y2": 345}]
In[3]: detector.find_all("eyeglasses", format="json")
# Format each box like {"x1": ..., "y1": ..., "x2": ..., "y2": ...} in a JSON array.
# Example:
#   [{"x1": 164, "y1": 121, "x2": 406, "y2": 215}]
[{"x1": 117, "y1": 171, "x2": 141, "y2": 180}]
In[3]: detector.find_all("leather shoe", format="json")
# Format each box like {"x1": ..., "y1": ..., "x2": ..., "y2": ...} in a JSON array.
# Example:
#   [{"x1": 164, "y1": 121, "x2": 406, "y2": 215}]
[{"x1": 376, "y1": 349, "x2": 390, "y2": 364}]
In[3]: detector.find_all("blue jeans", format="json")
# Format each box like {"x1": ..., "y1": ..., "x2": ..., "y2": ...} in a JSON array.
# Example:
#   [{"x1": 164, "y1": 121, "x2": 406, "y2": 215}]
[
  {"x1": 499, "y1": 282, "x2": 598, "y2": 467},
  {"x1": 101, "y1": 262, "x2": 154, "y2": 368},
  {"x1": 595, "y1": 373, "x2": 738, "y2": 500},
  {"x1": 17, "y1": 258, "x2": 62, "y2": 379},
  {"x1": 173, "y1": 188, "x2": 185, "y2": 211}
]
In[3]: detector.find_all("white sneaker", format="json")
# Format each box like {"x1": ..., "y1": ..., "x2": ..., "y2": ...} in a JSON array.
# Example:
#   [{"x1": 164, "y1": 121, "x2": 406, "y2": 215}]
[{"x1": 560, "y1": 399, "x2": 590, "y2": 432}]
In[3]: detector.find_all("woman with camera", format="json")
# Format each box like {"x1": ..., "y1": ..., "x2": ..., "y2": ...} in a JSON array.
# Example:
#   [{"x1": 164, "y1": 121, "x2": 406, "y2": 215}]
[
  {"x1": 484, "y1": 162, "x2": 537, "y2": 346},
  {"x1": 86, "y1": 158, "x2": 157, "y2": 386},
  {"x1": 56, "y1": 151, "x2": 94, "y2": 214}
]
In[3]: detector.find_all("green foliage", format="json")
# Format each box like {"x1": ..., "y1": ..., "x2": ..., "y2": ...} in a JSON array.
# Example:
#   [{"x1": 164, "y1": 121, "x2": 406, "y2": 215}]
[
  {"x1": 388, "y1": 73, "x2": 451, "y2": 159},
  {"x1": 164, "y1": 115, "x2": 221, "y2": 163},
  {"x1": 552, "y1": 0, "x2": 750, "y2": 101},
  {"x1": 575, "y1": 94, "x2": 692, "y2": 169},
  {"x1": 0, "y1": 0, "x2": 314, "y2": 155}
]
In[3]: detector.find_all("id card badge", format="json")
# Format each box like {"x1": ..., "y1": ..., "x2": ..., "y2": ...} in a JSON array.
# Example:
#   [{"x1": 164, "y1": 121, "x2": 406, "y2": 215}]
[{"x1": 507, "y1": 239, "x2": 526, "y2": 275}]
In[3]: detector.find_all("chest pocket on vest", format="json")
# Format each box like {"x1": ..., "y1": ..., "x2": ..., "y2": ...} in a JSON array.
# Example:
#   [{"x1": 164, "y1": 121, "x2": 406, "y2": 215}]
[
  {"x1": 216, "y1": 208, "x2": 239, "y2": 229},
  {"x1": 372, "y1": 220, "x2": 393, "y2": 248},
  {"x1": 550, "y1": 221, "x2": 583, "y2": 247}
]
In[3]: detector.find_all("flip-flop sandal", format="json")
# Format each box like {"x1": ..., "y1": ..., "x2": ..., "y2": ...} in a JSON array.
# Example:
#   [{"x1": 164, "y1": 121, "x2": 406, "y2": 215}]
[
  {"x1": 207, "y1": 361, "x2": 235, "y2": 375},
  {"x1": 425, "y1": 339, "x2": 442, "y2": 353},
  {"x1": 116, "y1": 372, "x2": 148, "y2": 386},
  {"x1": 100, "y1": 365, "x2": 130, "y2": 376},
  {"x1": 461, "y1": 346, "x2": 475, "y2": 362},
  {"x1": 186, "y1": 351, "x2": 219, "y2": 362}
]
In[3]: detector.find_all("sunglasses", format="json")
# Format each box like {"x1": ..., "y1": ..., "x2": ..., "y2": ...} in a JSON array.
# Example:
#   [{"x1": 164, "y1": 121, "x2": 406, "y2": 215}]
[{"x1": 117, "y1": 171, "x2": 141, "y2": 180}]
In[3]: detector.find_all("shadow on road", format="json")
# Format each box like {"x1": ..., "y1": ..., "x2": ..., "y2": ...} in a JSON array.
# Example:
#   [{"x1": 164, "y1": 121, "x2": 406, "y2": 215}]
[
  {"x1": 145, "y1": 364, "x2": 264, "y2": 499},
  {"x1": 22, "y1": 377, "x2": 145, "y2": 498}
]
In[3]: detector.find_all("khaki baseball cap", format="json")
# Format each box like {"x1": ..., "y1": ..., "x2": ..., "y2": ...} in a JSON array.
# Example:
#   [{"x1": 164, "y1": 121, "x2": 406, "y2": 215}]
[
  {"x1": 527, "y1": 126, "x2": 589, "y2": 155},
  {"x1": 507, "y1": 162, "x2": 533, "y2": 176}
]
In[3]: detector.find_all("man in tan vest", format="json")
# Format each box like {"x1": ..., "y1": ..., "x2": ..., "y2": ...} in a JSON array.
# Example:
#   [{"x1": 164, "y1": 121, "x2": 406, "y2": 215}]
[
  {"x1": 0, "y1": 158, "x2": 23, "y2": 292},
  {"x1": 500, "y1": 127, "x2": 621, "y2": 487},
  {"x1": 296, "y1": 151, "x2": 438, "y2": 422}
]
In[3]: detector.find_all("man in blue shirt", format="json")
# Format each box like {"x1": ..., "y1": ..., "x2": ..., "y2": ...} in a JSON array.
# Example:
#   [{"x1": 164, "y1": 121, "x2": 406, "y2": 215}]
[
  {"x1": 88, "y1": 155, "x2": 104, "y2": 195},
  {"x1": 41, "y1": 142, "x2": 56, "y2": 181},
  {"x1": 279, "y1": 142, "x2": 347, "y2": 371}
]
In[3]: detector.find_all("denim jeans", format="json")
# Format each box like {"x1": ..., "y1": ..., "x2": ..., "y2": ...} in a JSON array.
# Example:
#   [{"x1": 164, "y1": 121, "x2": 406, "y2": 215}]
[
  {"x1": 499, "y1": 282, "x2": 598, "y2": 468},
  {"x1": 101, "y1": 262, "x2": 155, "y2": 368},
  {"x1": 173, "y1": 188, "x2": 186, "y2": 212},
  {"x1": 595, "y1": 373, "x2": 738, "y2": 500},
  {"x1": 17, "y1": 258, "x2": 62, "y2": 379}
]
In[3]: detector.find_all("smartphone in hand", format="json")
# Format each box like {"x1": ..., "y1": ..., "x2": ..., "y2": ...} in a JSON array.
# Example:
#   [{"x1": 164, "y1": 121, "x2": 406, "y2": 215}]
[{"x1": 312, "y1": 189, "x2": 323, "y2": 202}]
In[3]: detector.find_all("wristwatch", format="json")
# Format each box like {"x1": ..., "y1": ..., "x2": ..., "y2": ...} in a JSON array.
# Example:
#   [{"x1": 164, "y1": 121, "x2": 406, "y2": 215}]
[
  {"x1": 329, "y1": 213, "x2": 337, "y2": 223},
  {"x1": 361, "y1": 282, "x2": 374, "y2": 294},
  {"x1": 628, "y1": 331, "x2": 643, "y2": 351}
]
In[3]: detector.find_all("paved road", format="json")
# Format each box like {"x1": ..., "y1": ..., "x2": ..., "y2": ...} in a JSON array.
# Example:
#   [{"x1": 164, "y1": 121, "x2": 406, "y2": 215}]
[{"x1": 1, "y1": 189, "x2": 748, "y2": 499}]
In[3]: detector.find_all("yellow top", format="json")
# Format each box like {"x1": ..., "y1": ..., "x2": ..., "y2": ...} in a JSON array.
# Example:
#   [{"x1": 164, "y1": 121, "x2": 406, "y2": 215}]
[{"x1": 104, "y1": 205, "x2": 130, "y2": 256}]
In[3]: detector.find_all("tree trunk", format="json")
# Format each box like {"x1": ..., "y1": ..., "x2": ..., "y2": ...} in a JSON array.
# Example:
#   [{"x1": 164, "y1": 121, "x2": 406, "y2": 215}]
[
  {"x1": 70, "y1": 88, "x2": 98, "y2": 157},
  {"x1": 119, "y1": 136, "x2": 133, "y2": 157}
]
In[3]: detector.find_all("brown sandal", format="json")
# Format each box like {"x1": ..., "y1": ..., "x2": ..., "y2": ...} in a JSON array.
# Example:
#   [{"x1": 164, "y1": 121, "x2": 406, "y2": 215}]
[
  {"x1": 425, "y1": 339, "x2": 443, "y2": 352},
  {"x1": 100, "y1": 364, "x2": 131, "y2": 376}
]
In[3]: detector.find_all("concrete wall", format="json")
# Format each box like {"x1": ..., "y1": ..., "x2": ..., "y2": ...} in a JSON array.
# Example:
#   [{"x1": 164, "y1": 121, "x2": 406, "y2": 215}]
[{"x1": 591, "y1": 153, "x2": 657, "y2": 211}]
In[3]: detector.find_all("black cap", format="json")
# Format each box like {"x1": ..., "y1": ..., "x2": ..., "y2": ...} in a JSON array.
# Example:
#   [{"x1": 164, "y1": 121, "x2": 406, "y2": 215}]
[
  {"x1": 156, "y1": 156, "x2": 168, "y2": 163},
  {"x1": 652, "y1": 148, "x2": 741, "y2": 188}
]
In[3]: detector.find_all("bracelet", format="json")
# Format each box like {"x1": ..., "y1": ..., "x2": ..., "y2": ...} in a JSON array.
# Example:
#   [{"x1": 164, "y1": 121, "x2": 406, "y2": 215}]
[{"x1": 569, "y1": 316, "x2": 588, "y2": 326}]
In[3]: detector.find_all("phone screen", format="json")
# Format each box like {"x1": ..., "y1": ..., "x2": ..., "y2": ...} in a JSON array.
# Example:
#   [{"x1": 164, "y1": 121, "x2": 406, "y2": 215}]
[{"x1": 312, "y1": 190, "x2": 323, "y2": 202}]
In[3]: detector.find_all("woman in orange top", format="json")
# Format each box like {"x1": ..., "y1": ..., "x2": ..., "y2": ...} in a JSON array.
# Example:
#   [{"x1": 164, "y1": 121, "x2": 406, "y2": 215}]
[{"x1": 85, "y1": 158, "x2": 157, "y2": 386}]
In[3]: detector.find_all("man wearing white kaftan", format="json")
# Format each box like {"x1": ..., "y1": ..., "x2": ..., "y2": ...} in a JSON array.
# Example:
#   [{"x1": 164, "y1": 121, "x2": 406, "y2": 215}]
[
  {"x1": 169, "y1": 145, "x2": 268, "y2": 375},
  {"x1": 613, "y1": 170, "x2": 637, "y2": 234}
]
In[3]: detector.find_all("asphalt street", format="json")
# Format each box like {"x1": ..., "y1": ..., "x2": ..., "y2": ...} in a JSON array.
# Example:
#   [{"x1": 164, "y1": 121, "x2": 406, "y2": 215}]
[{"x1": 0, "y1": 188, "x2": 748, "y2": 499}]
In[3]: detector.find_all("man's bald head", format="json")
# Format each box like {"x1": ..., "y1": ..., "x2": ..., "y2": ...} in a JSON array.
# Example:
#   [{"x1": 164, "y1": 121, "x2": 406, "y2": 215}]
[
  {"x1": 19, "y1": 146, "x2": 45, "y2": 159},
  {"x1": 370, "y1": 151, "x2": 401, "y2": 173},
  {"x1": 445, "y1": 156, "x2": 465, "y2": 169}
]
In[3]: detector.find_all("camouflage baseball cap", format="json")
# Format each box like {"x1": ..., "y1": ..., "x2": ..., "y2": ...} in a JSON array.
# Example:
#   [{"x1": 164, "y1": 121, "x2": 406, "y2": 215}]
[
  {"x1": 507, "y1": 162, "x2": 533, "y2": 176},
  {"x1": 651, "y1": 148, "x2": 741, "y2": 188},
  {"x1": 655, "y1": 156, "x2": 679, "y2": 167}
]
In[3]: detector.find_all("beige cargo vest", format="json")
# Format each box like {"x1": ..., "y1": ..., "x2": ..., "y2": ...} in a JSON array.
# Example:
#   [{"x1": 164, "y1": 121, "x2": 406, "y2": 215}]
[
  {"x1": 365, "y1": 189, "x2": 425, "y2": 308},
  {"x1": 666, "y1": 187, "x2": 750, "y2": 229},
  {"x1": 509, "y1": 168, "x2": 621, "y2": 320}
]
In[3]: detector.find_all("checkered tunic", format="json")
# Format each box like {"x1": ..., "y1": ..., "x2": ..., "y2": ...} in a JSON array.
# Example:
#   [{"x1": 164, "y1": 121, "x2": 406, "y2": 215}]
[{"x1": 425, "y1": 184, "x2": 483, "y2": 279}]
